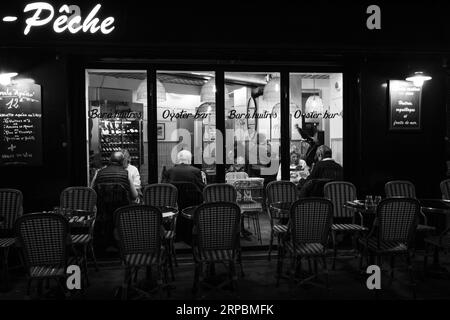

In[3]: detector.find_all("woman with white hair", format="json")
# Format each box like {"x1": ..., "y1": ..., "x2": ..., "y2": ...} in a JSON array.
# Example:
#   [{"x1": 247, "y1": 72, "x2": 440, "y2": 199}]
[{"x1": 162, "y1": 149, "x2": 205, "y2": 191}]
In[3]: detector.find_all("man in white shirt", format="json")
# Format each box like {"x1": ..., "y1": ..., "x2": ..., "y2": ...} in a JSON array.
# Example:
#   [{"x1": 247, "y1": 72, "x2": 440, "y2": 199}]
[{"x1": 121, "y1": 149, "x2": 141, "y2": 192}]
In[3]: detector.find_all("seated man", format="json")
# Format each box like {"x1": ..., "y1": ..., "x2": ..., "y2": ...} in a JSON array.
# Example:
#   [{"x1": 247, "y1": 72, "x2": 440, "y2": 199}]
[
  {"x1": 298, "y1": 145, "x2": 343, "y2": 197},
  {"x1": 92, "y1": 151, "x2": 138, "y2": 201},
  {"x1": 308, "y1": 145, "x2": 343, "y2": 181},
  {"x1": 162, "y1": 150, "x2": 205, "y2": 192},
  {"x1": 92, "y1": 151, "x2": 138, "y2": 251}
]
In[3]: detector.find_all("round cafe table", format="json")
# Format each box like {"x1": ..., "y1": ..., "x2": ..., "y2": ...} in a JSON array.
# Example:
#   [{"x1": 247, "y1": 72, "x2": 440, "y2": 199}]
[{"x1": 157, "y1": 206, "x2": 178, "y2": 220}]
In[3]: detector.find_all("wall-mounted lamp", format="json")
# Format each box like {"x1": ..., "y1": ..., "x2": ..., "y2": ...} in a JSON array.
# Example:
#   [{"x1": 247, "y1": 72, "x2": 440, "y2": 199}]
[
  {"x1": 0, "y1": 72, "x2": 18, "y2": 86},
  {"x1": 405, "y1": 71, "x2": 432, "y2": 87}
]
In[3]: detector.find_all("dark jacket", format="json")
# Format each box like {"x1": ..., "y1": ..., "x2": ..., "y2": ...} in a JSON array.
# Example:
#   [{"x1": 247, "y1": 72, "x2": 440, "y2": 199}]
[
  {"x1": 161, "y1": 164, "x2": 205, "y2": 191},
  {"x1": 308, "y1": 159, "x2": 344, "y2": 181}
]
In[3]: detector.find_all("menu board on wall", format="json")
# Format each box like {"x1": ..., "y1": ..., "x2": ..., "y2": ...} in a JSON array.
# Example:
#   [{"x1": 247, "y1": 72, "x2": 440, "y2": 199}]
[
  {"x1": 388, "y1": 80, "x2": 422, "y2": 131},
  {"x1": 0, "y1": 83, "x2": 42, "y2": 166}
]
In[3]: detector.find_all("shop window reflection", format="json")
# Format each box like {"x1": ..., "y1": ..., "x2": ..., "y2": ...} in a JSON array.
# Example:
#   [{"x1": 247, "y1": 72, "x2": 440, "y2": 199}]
[
  {"x1": 225, "y1": 72, "x2": 280, "y2": 185},
  {"x1": 156, "y1": 71, "x2": 216, "y2": 183}
]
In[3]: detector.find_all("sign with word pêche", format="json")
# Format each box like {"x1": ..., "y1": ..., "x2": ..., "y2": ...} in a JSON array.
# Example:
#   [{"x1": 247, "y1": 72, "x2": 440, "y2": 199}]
[
  {"x1": 0, "y1": 83, "x2": 42, "y2": 165},
  {"x1": 388, "y1": 80, "x2": 422, "y2": 131}
]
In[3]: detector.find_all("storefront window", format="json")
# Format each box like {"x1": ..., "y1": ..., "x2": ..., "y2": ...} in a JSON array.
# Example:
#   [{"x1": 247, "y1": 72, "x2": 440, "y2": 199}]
[
  {"x1": 288, "y1": 73, "x2": 343, "y2": 184},
  {"x1": 156, "y1": 71, "x2": 216, "y2": 183},
  {"x1": 224, "y1": 72, "x2": 280, "y2": 183},
  {"x1": 85, "y1": 69, "x2": 148, "y2": 187}
]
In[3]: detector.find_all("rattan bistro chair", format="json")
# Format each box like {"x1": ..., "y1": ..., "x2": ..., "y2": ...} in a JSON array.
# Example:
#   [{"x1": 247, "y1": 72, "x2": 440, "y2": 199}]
[
  {"x1": 0, "y1": 189, "x2": 23, "y2": 289},
  {"x1": 203, "y1": 183, "x2": 237, "y2": 203},
  {"x1": 60, "y1": 187, "x2": 99, "y2": 275},
  {"x1": 385, "y1": 180, "x2": 435, "y2": 234},
  {"x1": 192, "y1": 202, "x2": 241, "y2": 298},
  {"x1": 15, "y1": 213, "x2": 69, "y2": 299},
  {"x1": 266, "y1": 181, "x2": 298, "y2": 261},
  {"x1": 324, "y1": 182, "x2": 367, "y2": 269},
  {"x1": 202, "y1": 184, "x2": 244, "y2": 276},
  {"x1": 143, "y1": 183, "x2": 179, "y2": 280},
  {"x1": 60, "y1": 187, "x2": 97, "y2": 212},
  {"x1": 115, "y1": 205, "x2": 169, "y2": 300},
  {"x1": 440, "y1": 179, "x2": 450, "y2": 200},
  {"x1": 278, "y1": 198, "x2": 333, "y2": 290},
  {"x1": 358, "y1": 198, "x2": 420, "y2": 296},
  {"x1": 94, "y1": 183, "x2": 129, "y2": 250}
]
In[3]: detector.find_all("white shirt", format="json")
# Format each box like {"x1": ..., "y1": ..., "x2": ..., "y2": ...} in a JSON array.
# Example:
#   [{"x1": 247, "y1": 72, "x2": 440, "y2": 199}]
[{"x1": 126, "y1": 164, "x2": 141, "y2": 189}]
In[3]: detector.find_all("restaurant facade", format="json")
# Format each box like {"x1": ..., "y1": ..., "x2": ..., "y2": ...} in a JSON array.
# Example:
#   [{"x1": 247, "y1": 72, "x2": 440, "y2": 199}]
[{"x1": 0, "y1": 0, "x2": 448, "y2": 213}]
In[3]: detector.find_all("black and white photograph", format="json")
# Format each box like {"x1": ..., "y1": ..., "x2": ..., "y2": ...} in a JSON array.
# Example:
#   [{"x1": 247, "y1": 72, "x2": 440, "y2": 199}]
[{"x1": 0, "y1": 0, "x2": 450, "y2": 314}]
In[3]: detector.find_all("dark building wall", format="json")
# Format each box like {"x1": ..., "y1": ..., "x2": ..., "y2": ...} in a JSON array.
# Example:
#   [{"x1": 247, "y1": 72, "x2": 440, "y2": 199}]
[
  {"x1": 357, "y1": 58, "x2": 447, "y2": 198},
  {"x1": 0, "y1": 52, "x2": 70, "y2": 212}
]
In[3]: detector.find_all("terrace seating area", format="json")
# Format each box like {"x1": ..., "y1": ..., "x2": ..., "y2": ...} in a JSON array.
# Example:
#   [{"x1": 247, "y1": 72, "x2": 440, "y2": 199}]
[{"x1": 0, "y1": 179, "x2": 449, "y2": 300}]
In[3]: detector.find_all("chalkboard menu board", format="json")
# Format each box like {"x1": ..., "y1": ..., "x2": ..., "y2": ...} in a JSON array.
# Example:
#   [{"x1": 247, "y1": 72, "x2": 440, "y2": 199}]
[
  {"x1": 388, "y1": 80, "x2": 422, "y2": 131},
  {"x1": 0, "y1": 83, "x2": 42, "y2": 166}
]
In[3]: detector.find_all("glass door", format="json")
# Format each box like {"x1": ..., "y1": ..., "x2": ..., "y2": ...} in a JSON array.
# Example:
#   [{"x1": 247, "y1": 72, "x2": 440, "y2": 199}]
[
  {"x1": 155, "y1": 70, "x2": 216, "y2": 184},
  {"x1": 85, "y1": 69, "x2": 148, "y2": 190}
]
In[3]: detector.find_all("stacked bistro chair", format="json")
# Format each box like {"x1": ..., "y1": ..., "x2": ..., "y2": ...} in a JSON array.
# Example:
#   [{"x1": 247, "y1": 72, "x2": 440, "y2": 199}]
[
  {"x1": 114, "y1": 205, "x2": 170, "y2": 300},
  {"x1": 192, "y1": 202, "x2": 241, "y2": 298},
  {"x1": 60, "y1": 186, "x2": 99, "y2": 281},
  {"x1": 15, "y1": 213, "x2": 69, "y2": 299},
  {"x1": 358, "y1": 198, "x2": 420, "y2": 296},
  {"x1": 0, "y1": 189, "x2": 23, "y2": 289},
  {"x1": 143, "y1": 183, "x2": 178, "y2": 280},
  {"x1": 203, "y1": 183, "x2": 244, "y2": 277},
  {"x1": 440, "y1": 179, "x2": 450, "y2": 200},
  {"x1": 324, "y1": 182, "x2": 367, "y2": 269},
  {"x1": 266, "y1": 180, "x2": 298, "y2": 261},
  {"x1": 385, "y1": 180, "x2": 436, "y2": 234},
  {"x1": 278, "y1": 198, "x2": 333, "y2": 291}
]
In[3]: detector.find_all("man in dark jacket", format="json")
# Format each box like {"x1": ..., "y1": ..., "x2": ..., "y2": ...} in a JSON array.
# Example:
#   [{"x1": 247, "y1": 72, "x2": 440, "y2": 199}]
[
  {"x1": 298, "y1": 145, "x2": 343, "y2": 197},
  {"x1": 308, "y1": 145, "x2": 343, "y2": 181},
  {"x1": 162, "y1": 150, "x2": 205, "y2": 191}
]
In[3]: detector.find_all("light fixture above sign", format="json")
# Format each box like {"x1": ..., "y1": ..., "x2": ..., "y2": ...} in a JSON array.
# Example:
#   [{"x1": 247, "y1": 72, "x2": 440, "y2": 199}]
[
  {"x1": 22, "y1": 2, "x2": 115, "y2": 35},
  {"x1": 0, "y1": 72, "x2": 18, "y2": 86},
  {"x1": 405, "y1": 71, "x2": 432, "y2": 87}
]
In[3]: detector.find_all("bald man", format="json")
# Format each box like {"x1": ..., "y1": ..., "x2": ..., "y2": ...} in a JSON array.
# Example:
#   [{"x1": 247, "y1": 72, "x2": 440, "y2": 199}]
[{"x1": 92, "y1": 151, "x2": 138, "y2": 201}]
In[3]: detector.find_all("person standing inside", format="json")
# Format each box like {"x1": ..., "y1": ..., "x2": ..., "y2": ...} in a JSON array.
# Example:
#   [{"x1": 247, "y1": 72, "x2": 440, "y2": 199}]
[{"x1": 294, "y1": 123, "x2": 321, "y2": 168}]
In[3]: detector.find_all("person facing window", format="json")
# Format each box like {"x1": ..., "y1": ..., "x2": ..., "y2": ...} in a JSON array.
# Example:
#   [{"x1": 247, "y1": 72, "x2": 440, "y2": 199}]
[{"x1": 161, "y1": 150, "x2": 205, "y2": 191}]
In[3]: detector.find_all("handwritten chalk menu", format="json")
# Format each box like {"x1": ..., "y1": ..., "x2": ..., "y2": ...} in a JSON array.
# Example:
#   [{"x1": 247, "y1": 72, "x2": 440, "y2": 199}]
[
  {"x1": 388, "y1": 80, "x2": 422, "y2": 131},
  {"x1": 0, "y1": 83, "x2": 42, "y2": 166}
]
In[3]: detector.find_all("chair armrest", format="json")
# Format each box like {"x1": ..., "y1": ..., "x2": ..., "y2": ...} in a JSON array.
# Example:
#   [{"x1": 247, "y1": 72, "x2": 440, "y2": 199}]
[
  {"x1": 438, "y1": 227, "x2": 450, "y2": 242},
  {"x1": 419, "y1": 208, "x2": 429, "y2": 226}
]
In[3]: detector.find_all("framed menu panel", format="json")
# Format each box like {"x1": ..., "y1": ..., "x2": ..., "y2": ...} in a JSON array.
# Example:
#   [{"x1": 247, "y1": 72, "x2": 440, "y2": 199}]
[
  {"x1": 388, "y1": 80, "x2": 422, "y2": 131},
  {"x1": 0, "y1": 83, "x2": 42, "y2": 166}
]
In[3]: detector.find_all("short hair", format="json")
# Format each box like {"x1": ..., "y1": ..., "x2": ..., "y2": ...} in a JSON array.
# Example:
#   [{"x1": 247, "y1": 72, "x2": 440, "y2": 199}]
[
  {"x1": 110, "y1": 151, "x2": 125, "y2": 166},
  {"x1": 121, "y1": 149, "x2": 131, "y2": 161},
  {"x1": 177, "y1": 150, "x2": 192, "y2": 164},
  {"x1": 316, "y1": 145, "x2": 332, "y2": 159}
]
